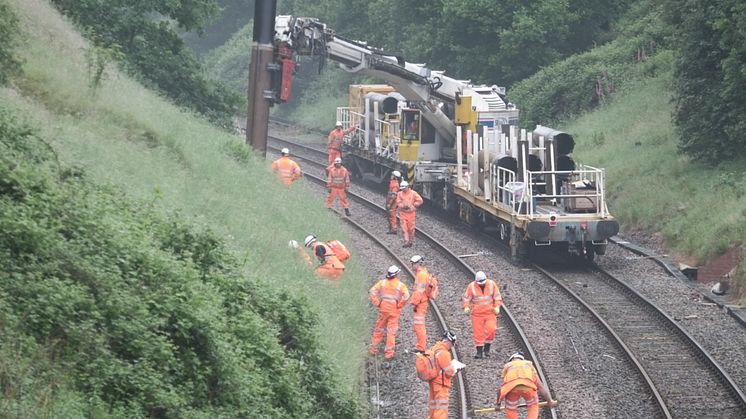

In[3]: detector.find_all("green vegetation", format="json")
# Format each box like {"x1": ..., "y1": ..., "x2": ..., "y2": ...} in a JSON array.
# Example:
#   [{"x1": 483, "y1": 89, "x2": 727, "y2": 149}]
[
  {"x1": 204, "y1": 21, "x2": 253, "y2": 98},
  {"x1": 50, "y1": 0, "x2": 240, "y2": 128},
  {"x1": 663, "y1": 0, "x2": 746, "y2": 162},
  {"x1": 566, "y1": 73, "x2": 746, "y2": 293},
  {"x1": 0, "y1": 0, "x2": 20, "y2": 84},
  {"x1": 1, "y1": 0, "x2": 369, "y2": 415}
]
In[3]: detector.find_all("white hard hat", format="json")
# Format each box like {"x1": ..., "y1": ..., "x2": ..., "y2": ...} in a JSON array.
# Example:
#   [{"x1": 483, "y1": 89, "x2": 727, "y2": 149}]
[
  {"x1": 475, "y1": 271, "x2": 487, "y2": 283},
  {"x1": 288, "y1": 240, "x2": 299, "y2": 249},
  {"x1": 335, "y1": 121, "x2": 343, "y2": 127},
  {"x1": 509, "y1": 352, "x2": 525, "y2": 361},
  {"x1": 399, "y1": 180, "x2": 409, "y2": 190},
  {"x1": 304, "y1": 235, "x2": 317, "y2": 247},
  {"x1": 386, "y1": 265, "x2": 400, "y2": 278},
  {"x1": 334, "y1": 157, "x2": 342, "y2": 164},
  {"x1": 392, "y1": 170, "x2": 401, "y2": 178},
  {"x1": 410, "y1": 255, "x2": 423, "y2": 264},
  {"x1": 281, "y1": 147, "x2": 289, "y2": 155}
]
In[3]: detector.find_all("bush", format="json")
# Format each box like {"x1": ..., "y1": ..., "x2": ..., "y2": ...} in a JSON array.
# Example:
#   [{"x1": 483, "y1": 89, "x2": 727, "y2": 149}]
[
  {"x1": 0, "y1": 106, "x2": 359, "y2": 417},
  {"x1": 0, "y1": 1, "x2": 21, "y2": 84}
]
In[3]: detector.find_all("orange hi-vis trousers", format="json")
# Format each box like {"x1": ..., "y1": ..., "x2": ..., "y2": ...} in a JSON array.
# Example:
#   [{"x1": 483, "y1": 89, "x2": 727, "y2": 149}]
[
  {"x1": 326, "y1": 187, "x2": 349, "y2": 209},
  {"x1": 328, "y1": 148, "x2": 341, "y2": 166},
  {"x1": 413, "y1": 302, "x2": 428, "y2": 352},
  {"x1": 369, "y1": 311, "x2": 401, "y2": 359},
  {"x1": 400, "y1": 212, "x2": 416, "y2": 244},
  {"x1": 471, "y1": 313, "x2": 497, "y2": 346},
  {"x1": 504, "y1": 386, "x2": 539, "y2": 419},
  {"x1": 428, "y1": 379, "x2": 450, "y2": 419}
]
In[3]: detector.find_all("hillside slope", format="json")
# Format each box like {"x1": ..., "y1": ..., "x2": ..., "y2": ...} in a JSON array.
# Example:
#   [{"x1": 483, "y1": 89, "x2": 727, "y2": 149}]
[{"x1": 1, "y1": 0, "x2": 368, "y2": 415}]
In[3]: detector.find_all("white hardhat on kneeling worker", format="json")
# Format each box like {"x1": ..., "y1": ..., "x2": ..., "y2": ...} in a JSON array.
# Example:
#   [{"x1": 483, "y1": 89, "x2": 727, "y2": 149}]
[{"x1": 304, "y1": 235, "x2": 317, "y2": 247}]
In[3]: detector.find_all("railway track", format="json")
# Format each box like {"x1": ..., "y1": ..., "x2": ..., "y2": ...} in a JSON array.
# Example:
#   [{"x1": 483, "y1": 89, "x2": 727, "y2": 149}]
[{"x1": 266, "y1": 124, "x2": 746, "y2": 418}]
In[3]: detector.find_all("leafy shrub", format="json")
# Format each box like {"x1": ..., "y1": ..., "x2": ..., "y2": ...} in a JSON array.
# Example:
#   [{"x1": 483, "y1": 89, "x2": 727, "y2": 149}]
[
  {"x1": 0, "y1": 106, "x2": 359, "y2": 417},
  {"x1": 0, "y1": 1, "x2": 21, "y2": 84}
]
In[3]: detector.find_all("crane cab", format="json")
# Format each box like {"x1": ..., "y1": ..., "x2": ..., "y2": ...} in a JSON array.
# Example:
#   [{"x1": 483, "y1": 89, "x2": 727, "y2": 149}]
[{"x1": 399, "y1": 109, "x2": 421, "y2": 161}]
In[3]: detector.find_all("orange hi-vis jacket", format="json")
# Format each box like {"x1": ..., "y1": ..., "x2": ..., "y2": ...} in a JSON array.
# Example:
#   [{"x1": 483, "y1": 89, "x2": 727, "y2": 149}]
[
  {"x1": 271, "y1": 156, "x2": 301, "y2": 185},
  {"x1": 369, "y1": 277, "x2": 410, "y2": 314},
  {"x1": 411, "y1": 266, "x2": 435, "y2": 306},
  {"x1": 386, "y1": 178, "x2": 399, "y2": 207},
  {"x1": 462, "y1": 279, "x2": 503, "y2": 315},
  {"x1": 430, "y1": 340, "x2": 457, "y2": 387},
  {"x1": 327, "y1": 166, "x2": 350, "y2": 189},
  {"x1": 393, "y1": 189, "x2": 423, "y2": 214},
  {"x1": 311, "y1": 242, "x2": 335, "y2": 259},
  {"x1": 498, "y1": 359, "x2": 540, "y2": 402}
]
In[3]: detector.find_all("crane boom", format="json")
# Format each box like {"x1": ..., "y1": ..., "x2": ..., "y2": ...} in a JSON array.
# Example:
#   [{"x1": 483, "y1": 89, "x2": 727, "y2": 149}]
[{"x1": 274, "y1": 15, "x2": 510, "y2": 145}]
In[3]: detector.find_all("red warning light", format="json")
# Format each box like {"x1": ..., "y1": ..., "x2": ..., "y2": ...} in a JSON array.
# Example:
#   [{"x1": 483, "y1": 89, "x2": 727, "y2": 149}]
[{"x1": 549, "y1": 215, "x2": 557, "y2": 227}]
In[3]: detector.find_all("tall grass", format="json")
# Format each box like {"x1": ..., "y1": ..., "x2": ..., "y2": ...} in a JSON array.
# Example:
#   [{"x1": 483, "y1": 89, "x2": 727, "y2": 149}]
[
  {"x1": 566, "y1": 72, "x2": 746, "y2": 281},
  {"x1": 4, "y1": 0, "x2": 369, "y2": 401}
]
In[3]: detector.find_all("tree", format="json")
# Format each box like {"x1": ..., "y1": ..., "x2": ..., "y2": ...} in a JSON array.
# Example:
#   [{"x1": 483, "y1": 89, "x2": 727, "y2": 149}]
[{"x1": 666, "y1": 0, "x2": 746, "y2": 162}]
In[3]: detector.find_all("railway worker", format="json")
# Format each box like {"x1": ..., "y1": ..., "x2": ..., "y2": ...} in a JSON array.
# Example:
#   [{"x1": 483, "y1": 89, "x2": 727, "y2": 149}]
[
  {"x1": 386, "y1": 170, "x2": 402, "y2": 234},
  {"x1": 369, "y1": 265, "x2": 410, "y2": 360},
  {"x1": 497, "y1": 352, "x2": 555, "y2": 419},
  {"x1": 426, "y1": 330, "x2": 462, "y2": 419},
  {"x1": 313, "y1": 242, "x2": 345, "y2": 282},
  {"x1": 327, "y1": 120, "x2": 356, "y2": 166},
  {"x1": 409, "y1": 255, "x2": 438, "y2": 353},
  {"x1": 271, "y1": 147, "x2": 301, "y2": 185},
  {"x1": 462, "y1": 271, "x2": 503, "y2": 359},
  {"x1": 326, "y1": 157, "x2": 351, "y2": 216},
  {"x1": 392, "y1": 180, "x2": 423, "y2": 247}
]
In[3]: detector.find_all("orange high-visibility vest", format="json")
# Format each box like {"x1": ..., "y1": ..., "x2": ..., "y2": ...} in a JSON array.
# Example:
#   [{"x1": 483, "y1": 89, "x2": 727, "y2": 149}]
[
  {"x1": 395, "y1": 189, "x2": 423, "y2": 213},
  {"x1": 411, "y1": 266, "x2": 435, "y2": 305},
  {"x1": 327, "y1": 166, "x2": 350, "y2": 189},
  {"x1": 430, "y1": 340, "x2": 456, "y2": 387},
  {"x1": 271, "y1": 157, "x2": 301, "y2": 184},
  {"x1": 370, "y1": 278, "x2": 410, "y2": 313},
  {"x1": 499, "y1": 360, "x2": 539, "y2": 401},
  {"x1": 462, "y1": 279, "x2": 502, "y2": 315}
]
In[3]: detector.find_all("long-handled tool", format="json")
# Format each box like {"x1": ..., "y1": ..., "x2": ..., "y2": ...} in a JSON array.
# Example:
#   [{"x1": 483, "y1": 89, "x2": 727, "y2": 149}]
[{"x1": 472, "y1": 400, "x2": 558, "y2": 414}]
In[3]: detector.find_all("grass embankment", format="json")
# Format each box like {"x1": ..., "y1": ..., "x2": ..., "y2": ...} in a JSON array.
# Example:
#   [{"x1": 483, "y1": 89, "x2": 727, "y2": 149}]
[
  {"x1": 566, "y1": 71, "x2": 746, "y2": 301},
  {"x1": 1, "y1": 0, "x2": 369, "y2": 415}
]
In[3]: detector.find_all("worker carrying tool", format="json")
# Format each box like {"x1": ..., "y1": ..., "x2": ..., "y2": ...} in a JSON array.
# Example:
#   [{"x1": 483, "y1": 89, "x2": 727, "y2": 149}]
[
  {"x1": 386, "y1": 171, "x2": 402, "y2": 234},
  {"x1": 271, "y1": 147, "x2": 301, "y2": 185},
  {"x1": 392, "y1": 180, "x2": 423, "y2": 247},
  {"x1": 369, "y1": 265, "x2": 410, "y2": 359},
  {"x1": 462, "y1": 271, "x2": 503, "y2": 358},
  {"x1": 327, "y1": 121, "x2": 356, "y2": 166},
  {"x1": 326, "y1": 157, "x2": 351, "y2": 216},
  {"x1": 303, "y1": 235, "x2": 349, "y2": 281},
  {"x1": 409, "y1": 255, "x2": 439, "y2": 353},
  {"x1": 417, "y1": 330, "x2": 464, "y2": 419},
  {"x1": 491, "y1": 352, "x2": 556, "y2": 419}
]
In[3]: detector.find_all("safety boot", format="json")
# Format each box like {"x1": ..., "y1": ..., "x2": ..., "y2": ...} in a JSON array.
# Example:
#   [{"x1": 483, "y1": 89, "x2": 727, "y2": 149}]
[
  {"x1": 387, "y1": 229, "x2": 397, "y2": 235},
  {"x1": 345, "y1": 208, "x2": 351, "y2": 216},
  {"x1": 483, "y1": 343, "x2": 491, "y2": 357},
  {"x1": 474, "y1": 346, "x2": 484, "y2": 359}
]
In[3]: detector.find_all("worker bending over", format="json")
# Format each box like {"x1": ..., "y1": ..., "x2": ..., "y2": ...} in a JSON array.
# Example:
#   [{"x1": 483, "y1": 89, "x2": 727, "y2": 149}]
[
  {"x1": 327, "y1": 120, "x2": 356, "y2": 166},
  {"x1": 386, "y1": 171, "x2": 402, "y2": 233},
  {"x1": 409, "y1": 255, "x2": 438, "y2": 353},
  {"x1": 369, "y1": 265, "x2": 410, "y2": 359},
  {"x1": 497, "y1": 352, "x2": 555, "y2": 419},
  {"x1": 392, "y1": 181, "x2": 423, "y2": 247},
  {"x1": 303, "y1": 235, "x2": 346, "y2": 281},
  {"x1": 271, "y1": 148, "x2": 301, "y2": 185},
  {"x1": 326, "y1": 157, "x2": 351, "y2": 216},
  {"x1": 426, "y1": 331, "x2": 462, "y2": 419},
  {"x1": 462, "y1": 271, "x2": 503, "y2": 358}
]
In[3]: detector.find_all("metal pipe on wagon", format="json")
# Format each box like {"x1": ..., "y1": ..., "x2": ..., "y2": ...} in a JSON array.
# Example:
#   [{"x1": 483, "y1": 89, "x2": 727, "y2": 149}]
[{"x1": 456, "y1": 125, "x2": 463, "y2": 186}]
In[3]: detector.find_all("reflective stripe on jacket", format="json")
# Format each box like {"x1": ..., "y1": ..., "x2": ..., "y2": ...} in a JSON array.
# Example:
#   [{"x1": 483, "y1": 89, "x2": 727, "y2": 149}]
[
  {"x1": 432, "y1": 340, "x2": 456, "y2": 387},
  {"x1": 410, "y1": 266, "x2": 432, "y2": 306},
  {"x1": 271, "y1": 157, "x2": 301, "y2": 182},
  {"x1": 498, "y1": 360, "x2": 539, "y2": 402},
  {"x1": 462, "y1": 279, "x2": 502, "y2": 315},
  {"x1": 394, "y1": 189, "x2": 423, "y2": 213},
  {"x1": 327, "y1": 166, "x2": 350, "y2": 188},
  {"x1": 369, "y1": 278, "x2": 410, "y2": 313}
]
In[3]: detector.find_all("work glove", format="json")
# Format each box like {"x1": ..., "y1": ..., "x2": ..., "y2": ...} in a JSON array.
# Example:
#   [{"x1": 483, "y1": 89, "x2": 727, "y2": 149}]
[
  {"x1": 328, "y1": 188, "x2": 332, "y2": 193},
  {"x1": 403, "y1": 205, "x2": 411, "y2": 211},
  {"x1": 494, "y1": 306, "x2": 501, "y2": 315},
  {"x1": 463, "y1": 307, "x2": 470, "y2": 315},
  {"x1": 412, "y1": 304, "x2": 417, "y2": 312}
]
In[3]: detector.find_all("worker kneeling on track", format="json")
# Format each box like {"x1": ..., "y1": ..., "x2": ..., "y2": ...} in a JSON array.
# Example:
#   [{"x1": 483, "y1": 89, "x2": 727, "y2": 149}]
[
  {"x1": 369, "y1": 265, "x2": 410, "y2": 359},
  {"x1": 409, "y1": 255, "x2": 439, "y2": 353},
  {"x1": 462, "y1": 271, "x2": 503, "y2": 359},
  {"x1": 421, "y1": 330, "x2": 463, "y2": 419},
  {"x1": 392, "y1": 180, "x2": 423, "y2": 247},
  {"x1": 326, "y1": 157, "x2": 351, "y2": 216},
  {"x1": 497, "y1": 352, "x2": 555, "y2": 419}
]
